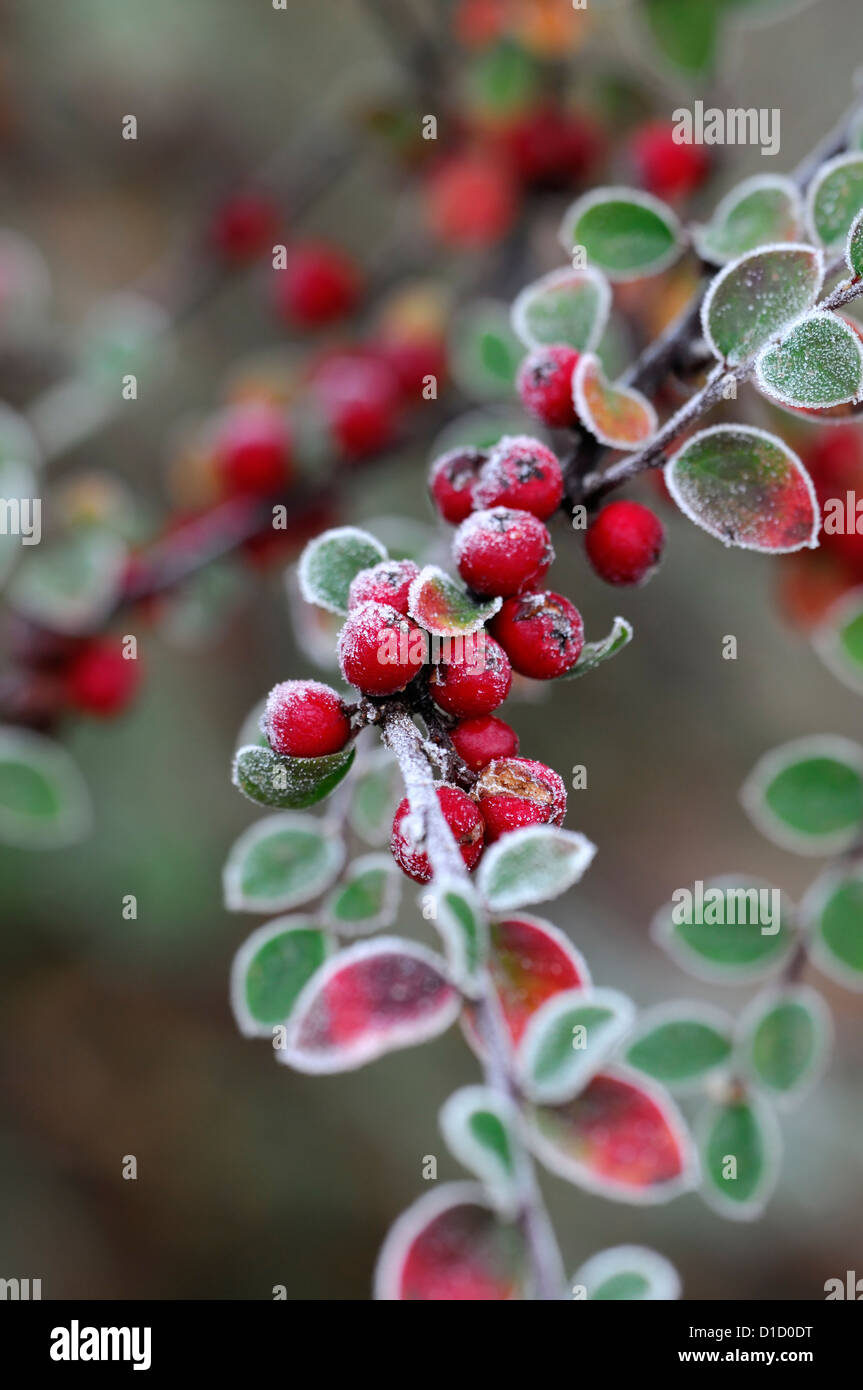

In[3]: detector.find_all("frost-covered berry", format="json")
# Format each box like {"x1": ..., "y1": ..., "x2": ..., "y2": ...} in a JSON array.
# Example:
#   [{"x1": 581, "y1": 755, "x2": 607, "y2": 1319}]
[
  {"x1": 629, "y1": 121, "x2": 709, "y2": 202},
  {"x1": 63, "y1": 640, "x2": 141, "y2": 718},
  {"x1": 264, "y1": 679, "x2": 351, "y2": 758},
  {"x1": 473, "y1": 757, "x2": 566, "y2": 842},
  {"x1": 428, "y1": 446, "x2": 486, "y2": 524},
  {"x1": 516, "y1": 349, "x2": 581, "y2": 431},
  {"x1": 348, "y1": 559, "x2": 420, "y2": 615},
  {"x1": 215, "y1": 402, "x2": 292, "y2": 497},
  {"x1": 451, "y1": 714, "x2": 519, "y2": 772},
  {"x1": 390, "y1": 785, "x2": 485, "y2": 882},
  {"x1": 491, "y1": 590, "x2": 583, "y2": 679},
  {"x1": 585, "y1": 500, "x2": 665, "y2": 586},
  {"x1": 338, "y1": 600, "x2": 426, "y2": 696},
  {"x1": 428, "y1": 631, "x2": 512, "y2": 718},
  {"x1": 275, "y1": 241, "x2": 360, "y2": 327},
  {"x1": 454, "y1": 507, "x2": 554, "y2": 598},
  {"x1": 473, "y1": 436, "x2": 565, "y2": 519}
]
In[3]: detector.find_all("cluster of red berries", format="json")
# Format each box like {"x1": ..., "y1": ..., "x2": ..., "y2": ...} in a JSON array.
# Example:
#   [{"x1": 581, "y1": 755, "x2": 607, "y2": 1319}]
[{"x1": 10, "y1": 625, "x2": 143, "y2": 723}]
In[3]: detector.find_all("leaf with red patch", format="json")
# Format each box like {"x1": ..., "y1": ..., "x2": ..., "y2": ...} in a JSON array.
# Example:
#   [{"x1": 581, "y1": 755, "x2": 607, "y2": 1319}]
[
  {"x1": 573, "y1": 353, "x2": 657, "y2": 450},
  {"x1": 408, "y1": 564, "x2": 501, "y2": 636}
]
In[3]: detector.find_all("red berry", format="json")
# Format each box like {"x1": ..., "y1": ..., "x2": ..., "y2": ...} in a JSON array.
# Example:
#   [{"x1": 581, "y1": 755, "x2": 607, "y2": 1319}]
[
  {"x1": 585, "y1": 500, "x2": 665, "y2": 586},
  {"x1": 804, "y1": 426, "x2": 863, "y2": 576},
  {"x1": 454, "y1": 507, "x2": 554, "y2": 598},
  {"x1": 378, "y1": 333, "x2": 447, "y2": 400},
  {"x1": 491, "y1": 590, "x2": 583, "y2": 679},
  {"x1": 215, "y1": 402, "x2": 292, "y2": 497},
  {"x1": 390, "y1": 785, "x2": 485, "y2": 882},
  {"x1": 424, "y1": 153, "x2": 517, "y2": 248},
  {"x1": 312, "y1": 354, "x2": 400, "y2": 461},
  {"x1": 451, "y1": 714, "x2": 519, "y2": 772},
  {"x1": 275, "y1": 242, "x2": 360, "y2": 327},
  {"x1": 516, "y1": 348, "x2": 580, "y2": 430},
  {"x1": 428, "y1": 446, "x2": 486, "y2": 524},
  {"x1": 474, "y1": 435, "x2": 565, "y2": 518},
  {"x1": 264, "y1": 679, "x2": 351, "y2": 758},
  {"x1": 473, "y1": 757, "x2": 566, "y2": 842},
  {"x1": 498, "y1": 105, "x2": 602, "y2": 187},
  {"x1": 338, "y1": 601, "x2": 426, "y2": 696},
  {"x1": 630, "y1": 121, "x2": 709, "y2": 202},
  {"x1": 210, "y1": 193, "x2": 278, "y2": 264},
  {"x1": 428, "y1": 631, "x2": 512, "y2": 718},
  {"x1": 348, "y1": 559, "x2": 420, "y2": 615},
  {"x1": 63, "y1": 640, "x2": 141, "y2": 718}
]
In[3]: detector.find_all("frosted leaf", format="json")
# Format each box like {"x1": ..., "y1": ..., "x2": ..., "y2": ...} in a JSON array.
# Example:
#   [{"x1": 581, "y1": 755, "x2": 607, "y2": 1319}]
[
  {"x1": 701, "y1": 243, "x2": 823, "y2": 366},
  {"x1": 298, "y1": 526, "x2": 387, "y2": 616},
  {"x1": 8, "y1": 528, "x2": 128, "y2": 633},
  {"x1": 695, "y1": 175, "x2": 803, "y2": 265},
  {"x1": 558, "y1": 616, "x2": 633, "y2": 680},
  {"x1": 664, "y1": 424, "x2": 819, "y2": 553},
  {"x1": 426, "y1": 877, "x2": 488, "y2": 997},
  {"x1": 559, "y1": 187, "x2": 682, "y2": 282},
  {"x1": 516, "y1": 987, "x2": 636, "y2": 1104},
  {"x1": 232, "y1": 743, "x2": 355, "y2": 810},
  {"x1": 737, "y1": 984, "x2": 832, "y2": 1109},
  {"x1": 349, "y1": 747, "x2": 402, "y2": 846},
  {"x1": 439, "y1": 1087, "x2": 522, "y2": 1216},
  {"x1": 697, "y1": 1091, "x2": 781, "y2": 1221},
  {"x1": 230, "y1": 917, "x2": 334, "y2": 1037},
  {"x1": 280, "y1": 937, "x2": 459, "y2": 1073},
  {"x1": 511, "y1": 266, "x2": 611, "y2": 353},
  {"x1": 0, "y1": 726, "x2": 92, "y2": 849},
  {"x1": 323, "y1": 852, "x2": 401, "y2": 935},
  {"x1": 846, "y1": 206, "x2": 863, "y2": 279},
  {"x1": 407, "y1": 564, "x2": 501, "y2": 636},
  {"x1": 805, "y1": 153, "x2": 863, "y2": 252},
  {"x1": 651, "y1": 873, "x2": 793, "y2": 982},
  {"x1": 573, "y1": 353, "x2": 656, "y2": 450},
  {"x1": 572, "y1": 1245, "x2": 681, "y2": 1301},
  {"x1": 223, "y1": 811, "x2": 345, "y2": 912},
  {"x1": 235, "y1": 699, "x2": 268, "y2": 752},
  {"x1": 477, "y1": 825, "x2": 596, "y2": 913},
  {"x1": 740, "y1": 734, "x2": 863, "y2": 855},
  {"x1": 801, "y1": 863, "x2": 863, "y2": 992},
  {"x1": 448, "y1": 300, "x2": 524, "y2": 401},
  {"x1": 755, "y1": 311, "x2": 863, "y2": 409},
  {"x1": 623, "y1": 1001, "x2": 734, "y2": 1094}
]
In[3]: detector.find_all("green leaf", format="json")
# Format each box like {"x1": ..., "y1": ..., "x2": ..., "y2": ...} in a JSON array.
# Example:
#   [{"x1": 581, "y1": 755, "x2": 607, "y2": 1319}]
[
  {"x1": 8, "y1": 528, "x2": 128, "y2": 633},
  {"x1": 511, "y1": 267, "x2": 611, "y2": 353},
  {"x1": 559, "y1": 187, "x2": 682, "y2": 282},
  {"x1": 407, "y1": 564, "x2": 501, "y2": 636},
  {"x1": 232, "y1": 743, "x2": 355, "y2": 811},
  {"x1": 517, "y1": 987, "x2": 635, "y2": 1104},
  {"x1": 0, "y1": 458, "x2": 38, "y2": 588},
  {"x1": 624, "y1": 1003, "x2": 734, "y2": 1092},
  {"x1": 696, "y1": 175, "x2": 803, "y2": 265},
  {"x1": 665, "y1": 424, "x2": 819, "y2": 553},
  {"x1": 450, "y1": 300, "x2": 525, "y2": 400},
  {"x1": 323, "y1": 853, "x2": 401, "y2": 934},
  {"x1": 572, "y1": 1245, "x2": 681, "y2": 1301},
  {"x1": 348, "y1": 749, "x2": 402, "y2": 846},
  {"x1": 738, "y1": 985, "x2": 831, "y2": 1106},
  {"x1": 698, "y1": 1092, "x2": 781, "y2": 1220},
  {"x1": 0, "y1": 726, "x2": 92, "y2": 849},
  {"x1": 641, "y1": 0, "x2": 723, "y2": 78},
  {"x1": 298, "y1": 526, "x2": 387, "y2": 616},
  {"x1": 651, "y1": 874, "x2": 792, "y2": 982},
  {"x1": 477, "y1": 826, "x2": 596, "y2": 913},
  {"x1": 78, "y1": 291, "x2": 170, "y2": 387},
  {"x1": 559, "y1": 616, "x2": 633, "y2": 681},
  {"x1": 223, "y1": 811, "x2": 345, "y2": 913},
  {"x1": 439, "y1": 1086, "x2": 521, "y2": 1216},
  {"x1": 741, "y1": 735, "x2": 863, "y2": 854},
  {"x1": 231, "y1": 917, "x2": 335, "y2": 1036},
  {"x1": 0, "y1": 402, "x2": 41, "y2": 470},
  {"x1": 805, "y1": 154, "x2": 863, "y2": 253},
  {"x1": 235, "y1": 699, "x2": 268, "y2": 751},
  {"x1": 756, "y1": 312, "x2": 863, "y2": 409},
  {"x1": 573, "y1": 352, "x2": 657, "y2": 450},
  {"x1": 429, "y1": 877, "x2": 488, "y2": 997},
  {"x1": 846, "y1": 206, "x2": 863, "y2": 279},
  {"x1": 701, "y1": 244, "x2": 823, "y2": 366},
  {"x1": 803, "y1": 865, "x2": 863, "y2": 990},
  {"x1": 466, "y1": 41, "x2": 539, "y2": 123}
]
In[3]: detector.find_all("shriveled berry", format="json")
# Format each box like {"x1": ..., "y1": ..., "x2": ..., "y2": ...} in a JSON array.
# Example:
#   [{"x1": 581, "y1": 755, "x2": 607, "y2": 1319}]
[
  {"x1": 428, "y1": 446, "x2": 486, "y2": 524},
  {"x1": 338, "y1": 600, "x2": 426, "y2": 696},
  {"x1": 63, "y1": 640, "x2": 141, "y2": 718},
  {"x1": 390, "y1": 785, "x2": 485, "y2": 882},
  {"x1": 454, "y1": 507, "x2": 554, "y2": 598},
  {"x1": 428, "y1": 631, "x2": 512, "y2": 718},
  {"x1": 275, "y1": 241, "x2": 360, "y2": 327},
  {"x1": 585, "y1": 499, "x2": 665, "y2": 586},
  {"x1": 348, "y1": 559, "x2": 420, "y2": 615},
  {"x1": 630, "y1": 121, "x2": 709, "y2": 202},
  {"x1": 516, "y1": 349, "x2": 581, "y2": 431},
  {"x1": 451, "y1": 714, "x2": 519, "y2": 772},
  {"x1": 215, "y1": 402, "x2": 292, "y2": 497},
  {"x1": 264, "y1": 679, "x2": 351, "y2": 758},
  {"x1": 473, "y1": 757, "x2": 566, "y2": 842},
  {"x1": 491, "y1": 590, "x2": 583, "y2": 679},
  {"x1": 474, "y1": 436, "x2": 564, "y2": 519}
]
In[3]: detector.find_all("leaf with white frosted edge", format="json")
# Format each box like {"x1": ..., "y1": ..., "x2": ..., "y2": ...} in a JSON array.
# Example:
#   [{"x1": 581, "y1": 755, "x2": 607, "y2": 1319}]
[
  {"x1": 280, "y1": 937, "x2": 459, "y2": 1074},
  {"x1": 558, "y1": 616, "x2": 633, "y2": 681},
  {"x1": 223, "y1": 811, "x2": 345, "y2": 913},
  {"x1": 0, "y1": 726, "x2": 92, "y2": 849},
  {"x1": 449, "y1": 300, "x2": 524, "y2": 401},
  {"x1": 701, "y1": 244, "x2": 823, "y2": 367},
  {"x1": 0, "y1": 458, "x2": 38, "y2": 587},
  {"x1": 640, "y1": 0, "x2": 721, "y2": 78},
  {"x1": 526, "y1": 1068, "x2": 698, "y2": 1204},
  {"x1": 573, "y1": 353, "x2": 657, "y2": 450},
  {"x1": 559, "y1": 187, "x2": 682, "y2": 282},
  {"x1": 517, "y1": 987, "x2": 635, "y2": 1104},
  {"x1": 623, "y1": 1001, "x2": 734, "y2": 1093},
  {"x1": 439, "y1": 1087, "x2": 522, "y2": 1216},
  {"x1": 477, "y1": 826, "x2": 597, "y2": 914},
  {"x1": 572, "y1": 1246, "x2": 681, "y2": 1302},
  {"x1": 230, "y1": 917, "x2": 335, "y2": 1037},
  {"x1": 740, "y1": 734, "x2": 863, "y2": 855},
  {"x1": 323, "y1": 853, "x2": 401, "y2": 935},
  {"x1": 232, "y1": 743, "x2": 355, "y2": 811},
  {"x1": 695, "y1": 175, "x2": 803, "y2": 266},
  {"x1": 8, "y1": 528, "x2": 128, "y2": 633},
  {"x1": 664, "y1": 425, "x2": 819, "y2": 553},
  {"x1": 348, "y1": 748, "x2": 402, "y2": 847},
  {"x1": 756, "y1": 312, "x2": 863, "y2": 409},
  {"x1": 813, "y1": 588, "x2": 863, "y2": 694},
  {"x1": 427, "y1": 877, "x2": 488, "y2": 997},
  {"x1": 847, "y1": 207, "x2": 863, "y2": 279},
  {"x1": 802, "y1": 864, "x2": 863, "y2": 991},
  {"x1": 297, "y1": 526, "x2": 387, "y2": 616},
  {"x1": 697, "y1": 1090, "x2": 781, "y2": 1221},
  {"x1": 806, "y1": 153, "x2": 863, "y2": 253},
  {"x1": 407, "y1": 565, "x2": 501, "y2": 637},
  {"x1": 651, "y1": 873, "x2": 793, "y2": 982},
  {"x1": 374, "y1": 1182, "x2": 537, "y2": 1301},
  {"x1": 737, "y1": 984, "x2": 832, "y2": 1109},
  {"x1": 285, "y1": 567, "x2": 342, "y2": 672},
  {"x1": 511, "y1": 266, "x2": 611, "y2": 353}
]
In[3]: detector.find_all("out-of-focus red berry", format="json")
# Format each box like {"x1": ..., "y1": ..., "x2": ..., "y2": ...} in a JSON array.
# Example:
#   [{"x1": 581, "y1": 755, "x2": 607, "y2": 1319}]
[
  {"x1": 210, "y1": 193, "x2": 279, "y2": 264},
  {"x1": 629, "y1": 121, "x2": 709, "y2": 202},
  {"x1": 424, "y1": 153, "x2": 518, "y2": 248},
  {"x1": 804, "y1": 426, "x2": 863, "y2": 576},
  {"x1": 311, "y1": 354, "x2": 401, "y2": 462},
  {"x1": 63, "y1": 640, "x2": 141, "y2": 718},
  {"x1": 498, "y1": 105, "x2": 603, "y2": 187},
  {"x1": 274, "y1": 242, "x2": 360, "y2": 327},
  {"x1": 376, "y1": 332, "x2": 448, "y2": 401},
  {"x1": 215, "y1": 402, "x2": 292, "y2": 497}
]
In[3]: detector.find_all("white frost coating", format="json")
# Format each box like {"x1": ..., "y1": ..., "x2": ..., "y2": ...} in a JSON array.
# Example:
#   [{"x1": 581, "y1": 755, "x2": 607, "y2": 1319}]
[
  {"x1": 736, "y1": 983, "x2": 833, "y2": 1112},
  {"x1": 477, "y1": 825, "x2": 597, "y2": 913},
  {"x1": 740, "y1": 733, "x2": 863, "y2": 856},
  {"x1": 621, "y1": 1000, "x2": 735, "y2": 1095},
  {"x1": 439, "y1": 1086, "x2": 523, "y2": 1216},
  {"x1": 699, "y1": 242, "x2": 824, "y2": 366},
  {"x1": 696, "y1": 1088, "x2": 782, "y2": 1223},
  {"x1": 800, "y1": 863, "x2": 863, "y2": 994},
  {"x1": 297, "y1": 525, "x2": 387, "y2": 615},
  {"x1": 322, "y1": 852, "x2": 402, "y2": 935},
  {"x1": 694, "y1": 174, "x2": 803, "y2": 266},
  {"x1": 557, "y1": 185, "x2": 683, "y2": 283},
  {"x1": 407, "y1": 563, "x2": 502, "y2": 636},
  {"x1": 510, "y1": 265, "x2": 611, "y2": 352},
  {"x1": 426, "y1": 875, "x2": 488, "y2": 998},
  {"x1": 813, "y1": 588, "x2": 863, "y2": 695},
  {"x1": 754, "y1": 310, "x2": 863, "y2": 410},
  {"x1": 373, "y1": 1181, "x2": 496, "y2": 1301},
  {"x1": 516, "y1": 986, "x2": 636, "y2": 1105},
  {"x1": 0, "y1": 726, "x2": 92, "y2": 849},
  {"x1": 663, "y1": 423, "x2": 821, "y2": 553},
  {"x1": 805, "y1": 152, "x2": 863, "y2": 249},
  {"x1": 572, "y1": 352, "x2": 658, "y2": 450},
  {"x1": 846, "y1": 205, "x2": 863, "y2": 277},
  {"x1": 279, "y1": 936, "x2": 459, "y2": 1074},
  {"x1": 572, "y1": 1245, "x2": 681, "y2": 1301},
  {"x1": 230, "y1": 915, "x2": 334, "y2": 1038},
  {"x1": 650, "y1": 872, "x2": 792, "y2": 985},
  {"x1": 222, "y1": 810, "x2": 345, "y2": 912}
]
